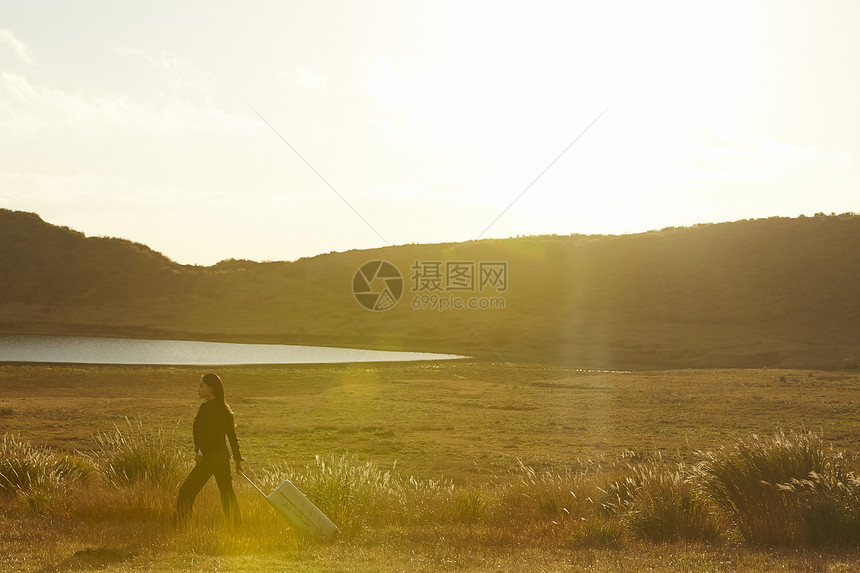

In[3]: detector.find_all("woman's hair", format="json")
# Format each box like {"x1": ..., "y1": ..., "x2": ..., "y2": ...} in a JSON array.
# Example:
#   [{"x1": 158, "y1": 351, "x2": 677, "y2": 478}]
[{"x1": 202, "y1": 372, "x2": 235, "y2": 417}]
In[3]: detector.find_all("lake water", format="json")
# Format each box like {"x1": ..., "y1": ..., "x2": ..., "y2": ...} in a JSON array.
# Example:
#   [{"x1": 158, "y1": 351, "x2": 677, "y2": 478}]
[{"x1": 0, "y1": 335, "x2": 465, "y2": 366}]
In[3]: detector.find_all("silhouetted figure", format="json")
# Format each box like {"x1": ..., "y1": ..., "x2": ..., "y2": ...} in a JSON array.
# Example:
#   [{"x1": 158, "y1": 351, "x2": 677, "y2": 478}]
[{"x1": 175, "y1": 373, "x2": 244, "y2": 526}]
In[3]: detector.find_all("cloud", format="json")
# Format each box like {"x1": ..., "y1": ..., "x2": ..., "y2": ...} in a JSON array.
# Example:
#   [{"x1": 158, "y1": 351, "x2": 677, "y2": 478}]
[
  {"x1": 0, "y1": 171, "x2": 177, "y2": 209},
  {"x1": 835, "y1": 146, "x2": 854, "y2": 166},
  {"x1": 115, "y1": 46, "x2": 213, "y2": 98},
  {"x1": 278, "y1": 65, "x2": 327, "y2": 90},
  {"x1": 0, "y1": 71, "x2": 252, "y2": 138},
  {"x1": 681, "y1": 127, "x2": 820, "y2": 182},
  {"x1": 0, "y1": 29, "x2": 32, "y2": 64}
]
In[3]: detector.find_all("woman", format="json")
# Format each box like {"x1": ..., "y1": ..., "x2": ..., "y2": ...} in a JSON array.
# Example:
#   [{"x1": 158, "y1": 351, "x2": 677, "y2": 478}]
[{"x1": 175, "y1": 372, "x2": 244, "y2": 526}]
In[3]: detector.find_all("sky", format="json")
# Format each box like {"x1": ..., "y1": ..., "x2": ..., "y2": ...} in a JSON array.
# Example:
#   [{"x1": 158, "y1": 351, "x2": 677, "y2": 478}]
[{"x1": 1, "y1": 1, "x2": 858, "y2": 265}]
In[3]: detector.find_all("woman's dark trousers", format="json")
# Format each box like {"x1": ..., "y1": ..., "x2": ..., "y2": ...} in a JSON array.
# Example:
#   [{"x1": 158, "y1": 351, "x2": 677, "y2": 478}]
[{"x1": 175, "y1": 457, "x2": 240, "y2": 526}]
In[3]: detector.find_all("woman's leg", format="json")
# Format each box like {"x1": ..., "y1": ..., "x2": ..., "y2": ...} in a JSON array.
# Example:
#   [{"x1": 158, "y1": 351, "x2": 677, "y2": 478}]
[
  {"x1": 213, "y1": 459, "x2": 241, "y2": 526},
  {"x1": 175, "y1": 461, "x2": 214, "y2": 524}
]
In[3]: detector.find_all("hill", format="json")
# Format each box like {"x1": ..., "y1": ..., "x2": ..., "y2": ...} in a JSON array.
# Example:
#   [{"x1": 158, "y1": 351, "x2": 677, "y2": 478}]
[{"x1": 1, "y1": 208, "x2": 859, "y2": 369}]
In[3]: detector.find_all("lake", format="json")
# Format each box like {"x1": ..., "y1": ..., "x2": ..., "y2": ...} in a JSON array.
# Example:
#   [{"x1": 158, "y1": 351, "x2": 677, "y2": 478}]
[{"x1": 0, "y1": 335, "x2": 465, "y2": 366}]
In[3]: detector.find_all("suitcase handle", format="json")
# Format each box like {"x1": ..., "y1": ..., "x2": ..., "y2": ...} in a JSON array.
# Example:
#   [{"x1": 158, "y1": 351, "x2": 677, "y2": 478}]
[{"x1": 239, "y1": 471, "x2": 269, "y2": 499}]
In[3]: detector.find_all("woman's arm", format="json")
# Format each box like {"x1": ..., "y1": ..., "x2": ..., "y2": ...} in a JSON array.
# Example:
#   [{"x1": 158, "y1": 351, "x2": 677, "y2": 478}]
[{"x1": 226, "y1": 411, "x2": 244, "y2": 464}]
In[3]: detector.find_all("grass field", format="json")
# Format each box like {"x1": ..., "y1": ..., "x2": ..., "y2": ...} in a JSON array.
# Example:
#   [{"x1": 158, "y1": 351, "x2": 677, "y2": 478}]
[{"x1": 2, "y1": 361, "x2": 860, "y2": 571}]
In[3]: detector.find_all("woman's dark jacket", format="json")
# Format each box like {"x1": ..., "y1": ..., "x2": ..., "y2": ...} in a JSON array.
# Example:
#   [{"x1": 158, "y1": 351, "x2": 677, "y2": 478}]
[{"x1": 193, "y1": 399, "x2": 243, "y2": 462}]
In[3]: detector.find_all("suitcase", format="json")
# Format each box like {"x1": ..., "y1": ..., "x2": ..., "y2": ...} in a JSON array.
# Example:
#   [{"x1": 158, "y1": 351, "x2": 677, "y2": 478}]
[{"x1": 242, "y1": 472, "x2": 340, "y2": 541}]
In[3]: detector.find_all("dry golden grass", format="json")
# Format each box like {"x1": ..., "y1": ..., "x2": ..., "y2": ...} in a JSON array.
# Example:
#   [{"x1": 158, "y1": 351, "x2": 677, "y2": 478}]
[
  {"x1": 2, "y1": 361, "x2": 860, "y2": 572},
  {"x1": 4, "y1": 362, "x2": 860, "y2": 477}
]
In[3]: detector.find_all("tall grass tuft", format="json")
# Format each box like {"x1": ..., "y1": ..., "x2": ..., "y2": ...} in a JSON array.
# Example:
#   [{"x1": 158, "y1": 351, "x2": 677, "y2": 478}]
[
  {"x1": 1, "y1": 434, "x2": 93, "y2": 516},
  {"x1": 0, "y1": 434, "x2": 90, "y2": 493},
  {"x1": 450, "y1": 488, "x2": 486, "y2": 524},
  {"x1": 700, "y1": 431, "x2": 829, "y2": 545},
  {"x1": 93, "y1": 417, "x2": 183, "y2": 489},
  {"x1": 622, "y1": 463, "x2": 719, "y2": 542},
  {"x1": 493, "y1": 460, "x2": 588, "y2": 529},
  {"x1": 261, "y1": 454, "x2": 398, "y2": 538},
  {"x1": 781, "y1": 465, "x2": 860, "y2": 545},
  {"x1": 260, "y1": 454, "x2": 455, "y2": 539},
  {"x1": 566, "y1": 518, "x2": 626, "y2": 548}
]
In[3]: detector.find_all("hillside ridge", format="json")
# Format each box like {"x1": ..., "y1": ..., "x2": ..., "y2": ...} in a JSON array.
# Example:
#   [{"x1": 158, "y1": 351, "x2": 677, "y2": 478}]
[{"x1": 1, "y1": 208, "x2": 859, "y2": 369}]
